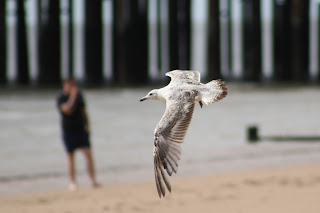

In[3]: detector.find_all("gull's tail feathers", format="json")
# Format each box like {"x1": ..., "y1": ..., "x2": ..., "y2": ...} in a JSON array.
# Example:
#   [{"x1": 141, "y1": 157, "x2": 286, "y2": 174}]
[{"x1": 201, "y1": 79, "x2": 228, "y2": 105}]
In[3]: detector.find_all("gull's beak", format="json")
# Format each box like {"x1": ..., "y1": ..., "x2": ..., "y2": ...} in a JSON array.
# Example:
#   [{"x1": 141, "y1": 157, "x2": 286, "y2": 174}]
[{"x1": 140, "y1": 97, "x2": 147, "y2": 102}]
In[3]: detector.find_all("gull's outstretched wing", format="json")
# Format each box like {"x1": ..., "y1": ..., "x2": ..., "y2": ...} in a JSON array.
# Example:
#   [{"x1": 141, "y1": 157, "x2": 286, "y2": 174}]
[
  {"x1": 201, "y1": 79, "x2": 228, "y2": 105},
  {"x1": 153, "y1": 100, "x2": 195, "y2": 198},
  {"x1": 166, "y1": 70, "x2": 200, "y2": 85}
]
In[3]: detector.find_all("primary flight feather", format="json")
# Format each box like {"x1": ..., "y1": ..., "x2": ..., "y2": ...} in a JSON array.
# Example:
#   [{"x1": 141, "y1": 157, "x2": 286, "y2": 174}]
[{"x1": 140, "y1": 70, "x2": 228, "y2": 198}]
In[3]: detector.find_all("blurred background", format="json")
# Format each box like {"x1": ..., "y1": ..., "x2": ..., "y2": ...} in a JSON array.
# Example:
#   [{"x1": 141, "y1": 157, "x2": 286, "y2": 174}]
[
  {"x1": 0, "y1": 0, "x2": 320, "y2": 86},
  {"x1": 0, "y1": 0, "x2": 320, "y2": 195}
]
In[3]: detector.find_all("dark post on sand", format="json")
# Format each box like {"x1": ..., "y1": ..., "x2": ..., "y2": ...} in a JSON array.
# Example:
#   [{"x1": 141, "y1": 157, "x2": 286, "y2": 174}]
[{"x1": 247, "y1": 126, "x2": 259, "y2": 143}]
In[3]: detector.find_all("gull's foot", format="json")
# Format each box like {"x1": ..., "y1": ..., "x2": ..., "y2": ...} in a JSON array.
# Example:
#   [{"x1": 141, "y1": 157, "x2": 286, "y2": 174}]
[{"x1": 198, "y1": 101, "x2": 203, "y2": 108}]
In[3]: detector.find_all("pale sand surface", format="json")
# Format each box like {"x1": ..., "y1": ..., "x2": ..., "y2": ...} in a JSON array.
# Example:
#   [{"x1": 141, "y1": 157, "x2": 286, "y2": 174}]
[{"x1": 1, "y1": 163, "x2": 320, "y2": 213}]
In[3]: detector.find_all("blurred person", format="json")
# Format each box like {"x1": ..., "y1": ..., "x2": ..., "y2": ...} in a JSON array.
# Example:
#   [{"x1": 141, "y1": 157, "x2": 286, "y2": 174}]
[{"x1": 57, "y1": 78, "x2": 98, "y2": 190}]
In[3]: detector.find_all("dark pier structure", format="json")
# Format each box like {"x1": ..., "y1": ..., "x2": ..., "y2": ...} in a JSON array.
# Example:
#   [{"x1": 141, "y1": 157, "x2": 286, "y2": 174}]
[{"x1": 0, "y1": 0, "x2": 318, "y2": 86}]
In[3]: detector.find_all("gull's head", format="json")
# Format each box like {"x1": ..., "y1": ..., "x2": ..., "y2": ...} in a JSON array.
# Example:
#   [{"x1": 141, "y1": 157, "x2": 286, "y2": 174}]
[{"x1": 140, "y1": 89, "x2": 160, "y2": 102}]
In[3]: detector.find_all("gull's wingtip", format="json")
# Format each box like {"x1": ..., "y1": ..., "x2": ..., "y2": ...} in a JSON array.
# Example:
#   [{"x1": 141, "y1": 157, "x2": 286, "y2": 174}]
[
  {"x1": 165, "y1": 69, "x2": 181, "y2": 77},
  {"x1": 165, "y1": 71, "x2": 172, "y2": 77}
]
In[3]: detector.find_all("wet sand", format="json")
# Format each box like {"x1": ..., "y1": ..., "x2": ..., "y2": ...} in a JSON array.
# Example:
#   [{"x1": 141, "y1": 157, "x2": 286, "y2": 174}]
[{"x1": 1, "y1": 163, "x2": 320, "y2": 213}]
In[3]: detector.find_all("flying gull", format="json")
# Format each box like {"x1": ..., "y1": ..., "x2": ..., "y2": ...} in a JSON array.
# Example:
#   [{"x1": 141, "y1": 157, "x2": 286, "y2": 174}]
[{"x1": 140, "y1": 70, "x2": 228, "y2": 198}]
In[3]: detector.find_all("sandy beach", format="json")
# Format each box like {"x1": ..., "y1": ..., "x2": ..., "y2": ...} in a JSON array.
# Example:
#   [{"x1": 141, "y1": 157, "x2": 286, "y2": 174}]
[{"x1": 1, "y1": 163, "x2": 320, "y2": 213}]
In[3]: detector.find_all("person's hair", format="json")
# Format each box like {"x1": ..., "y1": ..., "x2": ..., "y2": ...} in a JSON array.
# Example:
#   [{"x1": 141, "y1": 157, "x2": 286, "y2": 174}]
[{"x1": 63, "y1": 77, "x2": 76, "y2": 84}]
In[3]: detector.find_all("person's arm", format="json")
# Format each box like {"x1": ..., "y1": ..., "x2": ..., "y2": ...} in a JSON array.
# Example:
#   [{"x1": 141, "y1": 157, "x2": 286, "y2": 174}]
[
  {"x1": 83, "y1": 107, "x2": 90, "y2": 133},
  {"x1": 60, "y1": 87, "x2": 78, "y2": 115}
]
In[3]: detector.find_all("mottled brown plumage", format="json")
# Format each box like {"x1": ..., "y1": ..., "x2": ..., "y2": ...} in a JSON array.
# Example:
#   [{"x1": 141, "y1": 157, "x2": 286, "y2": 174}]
[{"x1": 140, "y1": 70, "x2": 228, "y2": 198}]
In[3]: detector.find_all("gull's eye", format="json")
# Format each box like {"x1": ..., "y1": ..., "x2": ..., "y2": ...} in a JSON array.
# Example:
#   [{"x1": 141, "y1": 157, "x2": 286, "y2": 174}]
[{"x1": 150, "y1": 93, "x2": 153, "y2": 96}]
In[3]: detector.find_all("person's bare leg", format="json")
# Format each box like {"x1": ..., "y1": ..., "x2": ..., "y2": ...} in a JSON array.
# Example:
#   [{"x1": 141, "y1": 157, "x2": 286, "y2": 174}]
[
  {"x1": 81, "y1": 147, "x2": 98, "y2": 187},
  {"x1": 67, "y1": 152, "x2": 77, "y2": 190}
]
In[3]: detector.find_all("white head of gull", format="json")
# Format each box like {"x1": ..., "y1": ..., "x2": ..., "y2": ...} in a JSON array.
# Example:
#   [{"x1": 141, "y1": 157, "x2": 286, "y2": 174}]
[{"x1": 140, "y1": 70, "x2": 228, "y2": 198}]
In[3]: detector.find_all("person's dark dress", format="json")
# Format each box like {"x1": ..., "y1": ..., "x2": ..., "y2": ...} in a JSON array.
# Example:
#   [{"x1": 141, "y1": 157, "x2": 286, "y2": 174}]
[{"x1": 57, "y1": 92, "x2": 90, "y2": 153}]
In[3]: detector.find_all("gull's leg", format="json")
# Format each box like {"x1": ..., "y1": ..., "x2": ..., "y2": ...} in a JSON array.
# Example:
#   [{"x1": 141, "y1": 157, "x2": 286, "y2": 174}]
[{"x1": 198, "y1": 101, "x2": 203, "y2": 108}]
